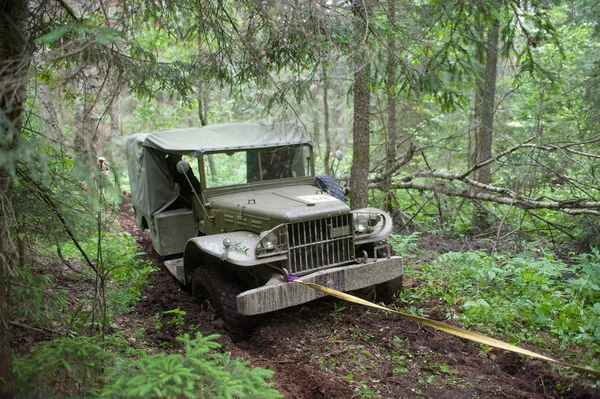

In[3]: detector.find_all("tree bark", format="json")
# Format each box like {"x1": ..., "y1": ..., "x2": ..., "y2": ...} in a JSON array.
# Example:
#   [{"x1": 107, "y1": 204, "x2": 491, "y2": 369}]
[
  {"x1": 0, "y1": 0, "x2": 29, "y2": 396},
  {"x1": 74, "y1": 65, "x2": 101, "y2": 159},
  {"x1": 472, "y1": 20, "x2": 500, "y2": 229},
  {"x1": 196, "y1": 5, "x2": 216, "y2": 177},
  {"x1": 0, "y1": 184, "x2": 12, "y2": 399},
  {"x1": 350, "y1": 0, "x2": 371, "y2": 210},
  {"x1": 37, "y1": 82, "x2": 61, "y2": 143},
  {"x1": 384, "y1": 0, "x2": 397, "y2": 213},
  {"x1": 108, "y1": 91, "x2": 120, "y2": 141},
  {"x1": 322, "y1": 63, "x2": 332, "y2": 175}
]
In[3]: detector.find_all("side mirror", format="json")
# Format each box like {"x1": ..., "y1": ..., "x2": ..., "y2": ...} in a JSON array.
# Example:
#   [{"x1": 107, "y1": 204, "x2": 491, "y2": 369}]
[{"x1": 176, "y1": 160, "x2": 190, "y2": 174}]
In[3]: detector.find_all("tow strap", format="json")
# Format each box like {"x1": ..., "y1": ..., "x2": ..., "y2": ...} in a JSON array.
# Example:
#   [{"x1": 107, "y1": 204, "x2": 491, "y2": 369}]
[{"x1": 287, "y1": 277, "x2": 600, "y2": 378}]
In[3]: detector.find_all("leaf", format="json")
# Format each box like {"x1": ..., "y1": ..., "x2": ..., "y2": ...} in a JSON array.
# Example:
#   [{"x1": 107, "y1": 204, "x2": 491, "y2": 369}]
[{"x1": 35, "y1": 28, "x2": 67, "y2": 44}]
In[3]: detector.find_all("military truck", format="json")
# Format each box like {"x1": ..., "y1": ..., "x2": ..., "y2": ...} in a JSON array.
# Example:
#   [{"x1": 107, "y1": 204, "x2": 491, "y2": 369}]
[{"x1": 126, "y1": 122, "x2": 402, "y2": 340}]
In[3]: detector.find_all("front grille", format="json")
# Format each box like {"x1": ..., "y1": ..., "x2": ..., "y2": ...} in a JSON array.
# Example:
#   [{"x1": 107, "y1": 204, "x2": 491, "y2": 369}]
[{"x1": 287, "y1": 214, "x2": 355, "y2": 275}]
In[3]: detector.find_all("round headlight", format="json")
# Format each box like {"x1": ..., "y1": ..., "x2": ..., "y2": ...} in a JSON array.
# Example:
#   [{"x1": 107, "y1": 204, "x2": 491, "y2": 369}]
[
  {"x1": 262, "y1": 232, "x2": 278, "y2": 250},
  {"x1": 354, "y1": 215, "x2": 369, "y2": 234}
]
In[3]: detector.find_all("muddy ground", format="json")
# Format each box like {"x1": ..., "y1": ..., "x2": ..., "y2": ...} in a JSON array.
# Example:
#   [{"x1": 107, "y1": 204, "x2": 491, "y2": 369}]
[{"x1": 114, "y1": 198, "x2": 599, "y2": 399}]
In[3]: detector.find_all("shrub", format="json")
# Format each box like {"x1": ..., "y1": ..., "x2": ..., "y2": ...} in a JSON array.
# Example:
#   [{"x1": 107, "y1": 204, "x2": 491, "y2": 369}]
[{"x1": 14, "y1": 333, "x2": 282, "y2": 399}]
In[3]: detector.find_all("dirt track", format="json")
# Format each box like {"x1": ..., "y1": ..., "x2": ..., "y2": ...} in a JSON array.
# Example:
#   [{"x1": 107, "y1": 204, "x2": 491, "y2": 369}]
[{"x1": 119, "y1": 197, "x2": 599, "y2": 399}]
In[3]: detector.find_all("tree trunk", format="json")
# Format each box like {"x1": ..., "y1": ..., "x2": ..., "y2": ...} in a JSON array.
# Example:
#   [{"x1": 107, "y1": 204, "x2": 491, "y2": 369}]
[
  {"x1": 384, "y1": 0, "x2": 397, "y2": 213},
  {"x1": 0, "y1": 178, "x2": 13, "y2": 398},
  {"x1": 472, "y1": 20, "x2": 500, "y2": 229},
  {"x1": 322, "y1": 63, "x2": 332, "y2": 175},
  {"x1": 74, "y1": 65, "x2": 101, "y2": 160},
  {"x1": 37, "y1": 82, "x2": 61, "y2": 143},
  {"x1": 349, "y1": 0, "x2": 371, "y2": 210},
  {"x1": 471, "y1": 26, "x2": 483, "y2": 167},
  {"x1": 0, "y1": 0, "x2": 29, "y2": 396},
  {"x1": 108, "y1": 92, "x2": 120, "y2": 141}
]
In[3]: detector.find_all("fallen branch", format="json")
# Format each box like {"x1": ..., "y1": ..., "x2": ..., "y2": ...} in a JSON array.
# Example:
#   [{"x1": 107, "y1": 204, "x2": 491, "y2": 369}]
[
  {"x1": 9, "y1": 320, "x2": 59, "y2": 335},
  {"x1": 336, "y1": 135, "x2": 600, "y2": 216},
  {"x1": 378, "y1": 180, "x2": 600, "y2": 216}
]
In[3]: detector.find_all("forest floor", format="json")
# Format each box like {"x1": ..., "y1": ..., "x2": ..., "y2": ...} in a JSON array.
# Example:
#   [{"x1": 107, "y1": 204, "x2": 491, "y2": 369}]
[{"x1": 115, "y1": 197, "x2": 599, "y2": 399}]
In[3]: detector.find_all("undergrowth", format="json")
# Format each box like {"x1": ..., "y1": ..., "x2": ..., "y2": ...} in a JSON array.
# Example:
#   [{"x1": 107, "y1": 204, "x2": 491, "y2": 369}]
[
  {"x1": 14, "y1": 333, "x2": 282, "y2": 399},
  {"x1": 392, "y1": 233, "x2": 600, "y2": 373},
  {"x1": 10, "y1": 217, "x2": 281, "y2": 398},
  {"x1": 60, "y1": 229, "x2": 157, "y2": 317},
  {"x1": 12, "y1": 221, "x2": 283, "y2": 398}
]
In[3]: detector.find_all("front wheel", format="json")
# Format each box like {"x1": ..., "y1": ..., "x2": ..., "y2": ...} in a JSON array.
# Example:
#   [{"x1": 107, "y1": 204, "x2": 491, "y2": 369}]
[
  {"x1": 373, "y1": 275, "x2": 403, "y2": 304},
  {"x1": 351, "y1": 275, "x2": 403, "y2": 305},
  {"x1": 353, "y1": 241, "x2": 402, "y2": 304},
  {"x1": 191, "y1": 265, "x2": 251, "y2": 342}
]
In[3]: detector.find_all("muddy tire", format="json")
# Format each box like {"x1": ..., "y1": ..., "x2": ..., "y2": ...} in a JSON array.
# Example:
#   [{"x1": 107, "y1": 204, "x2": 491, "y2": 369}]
[
  {"x1": 351, "y1": 275, "x2": 402, "y2": 305},
  {"x1": 316, "y1": 174, "x2": 347, "y2": 202},
  {"x1": 350, "y1": 285, "x2": 376, "y2": 302},
  {"x1": 353, "y1": 241, "x2": 402, "y2": 304},
  {"x1": 191, "y1": 266, "x2": 251, "y2": 342},
  {"x1": 374, "y1": 275, "x2": 403, "y2": 304}
]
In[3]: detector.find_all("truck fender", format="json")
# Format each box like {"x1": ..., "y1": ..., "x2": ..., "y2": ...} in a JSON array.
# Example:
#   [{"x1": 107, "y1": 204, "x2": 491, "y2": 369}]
[
  {"x1": 183, "y1": 232, "x2": 287, "y2": 285},
  {"x1": 352, "y1": 207, "x2": 394, "y2": 245}
]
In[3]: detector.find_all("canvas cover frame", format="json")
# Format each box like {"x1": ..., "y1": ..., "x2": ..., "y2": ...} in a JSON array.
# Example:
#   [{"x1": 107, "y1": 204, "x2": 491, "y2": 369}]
[{"x1": 125, "y1": 122, "x2": 311, "y2": 217}]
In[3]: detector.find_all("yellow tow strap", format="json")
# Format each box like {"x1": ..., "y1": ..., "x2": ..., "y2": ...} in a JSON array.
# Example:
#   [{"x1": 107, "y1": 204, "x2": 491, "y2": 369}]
[{"x1": 295, "y1": 279, "x2": 600, "y2": 378}]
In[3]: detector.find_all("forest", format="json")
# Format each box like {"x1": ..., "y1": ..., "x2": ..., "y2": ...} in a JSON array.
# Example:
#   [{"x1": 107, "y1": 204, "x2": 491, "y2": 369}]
[{"x1": 1, "y1": 0, "x2": 600, "y2": 397}]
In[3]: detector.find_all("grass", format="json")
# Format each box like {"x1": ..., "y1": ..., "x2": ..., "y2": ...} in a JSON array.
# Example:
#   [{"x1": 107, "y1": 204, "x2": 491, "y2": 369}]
[{"x1": 390, "y1": 233, "x2": 600, "y2": 375}]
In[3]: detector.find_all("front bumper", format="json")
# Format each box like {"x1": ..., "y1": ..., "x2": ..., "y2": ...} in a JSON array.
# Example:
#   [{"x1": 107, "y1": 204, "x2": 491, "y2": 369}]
[{"x1": 236, "y1": 256, "x2": 403, "y2": 315}]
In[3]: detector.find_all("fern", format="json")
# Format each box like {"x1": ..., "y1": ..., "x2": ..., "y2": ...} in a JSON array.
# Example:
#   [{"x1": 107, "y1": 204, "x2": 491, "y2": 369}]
[{"x1": 400, "y1": 249, "x2": 600, "y2": 369}]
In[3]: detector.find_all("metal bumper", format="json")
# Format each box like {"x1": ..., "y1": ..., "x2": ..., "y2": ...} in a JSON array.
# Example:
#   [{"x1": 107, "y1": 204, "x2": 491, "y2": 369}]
[{"x1": 236, "y1": 256, "x2": 403, "y2": 315}]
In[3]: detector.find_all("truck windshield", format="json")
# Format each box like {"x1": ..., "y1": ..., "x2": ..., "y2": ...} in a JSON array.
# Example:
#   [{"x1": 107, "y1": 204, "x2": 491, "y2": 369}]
[{"x1": 204, "y1": 145, "x2": 312, "y2": 188}]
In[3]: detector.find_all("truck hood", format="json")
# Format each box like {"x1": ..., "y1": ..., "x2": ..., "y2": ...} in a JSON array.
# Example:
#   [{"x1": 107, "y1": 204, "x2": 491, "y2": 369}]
[{"x1": 206, "y1": 184, "x2": 349, "y2": 222}]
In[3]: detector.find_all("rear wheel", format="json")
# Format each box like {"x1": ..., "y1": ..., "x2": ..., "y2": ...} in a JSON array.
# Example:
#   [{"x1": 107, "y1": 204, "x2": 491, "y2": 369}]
[{"x1": 191, "y1": 265, "x2": 251, "y2": 342}]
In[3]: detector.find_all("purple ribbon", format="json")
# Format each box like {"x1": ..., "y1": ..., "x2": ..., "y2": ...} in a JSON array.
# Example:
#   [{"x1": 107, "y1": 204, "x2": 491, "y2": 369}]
[{"x1": 284, "y1": 273, "x2": 299, "y2": 282}]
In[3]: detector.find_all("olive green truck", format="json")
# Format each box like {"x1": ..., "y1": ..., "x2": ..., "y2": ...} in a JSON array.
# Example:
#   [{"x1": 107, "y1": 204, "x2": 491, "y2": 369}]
[{"x1": 126, "y1": 122, "x2": 402, "y2": 340}]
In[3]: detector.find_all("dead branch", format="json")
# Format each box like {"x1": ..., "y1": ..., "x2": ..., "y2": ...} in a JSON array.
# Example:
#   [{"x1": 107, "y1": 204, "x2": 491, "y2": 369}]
[
  {"x1": 9, "y1": 320, "x2": 59, "y2": 335},
  {"x1": 337, "y1": 135, "x2": 600, "y2": 216},
  {"x1": 378, "y1": 180, "x2": 600, "y2": 216},
  {"x1": 372, "y1": 143, "x2": 416, "y2": 182},
  {"x1": 16, "y1": 170, "x2": 98, "y2": 273},
  {"x1": 55, "y1": 0, "x2": 79, "y2": 21},
  {"x1": 459, "y1": 136, "x2": 536, "y2": 179}
]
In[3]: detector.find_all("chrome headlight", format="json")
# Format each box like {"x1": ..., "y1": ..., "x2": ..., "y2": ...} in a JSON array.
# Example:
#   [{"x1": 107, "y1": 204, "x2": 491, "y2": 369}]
[
  {"x1": 352, "y1": 212, "x2": 384, "y2": 235},
  {"x1": 256, "y1": 224, "x2": 288, "y2": 257},
  {"x1": 262, "y1": 232, "x2": 278, "y2": 251},
  {"x1": 354, "y1": 215, "x2": 369, "y2": 234},
  {"x1": 352, "y1": 208, "x2": 393, "y2": 244}
]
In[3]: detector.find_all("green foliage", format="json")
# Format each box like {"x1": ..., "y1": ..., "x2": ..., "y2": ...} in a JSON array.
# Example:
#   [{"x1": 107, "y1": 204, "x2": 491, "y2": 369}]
[
  {"x1": 14, "y1": 333, "x2": 282, "y2": 399},
  {"x1": 8, "y1": 264, "x2": 69, "y2": 328},
  {"x1": 220, "y1": 241, "x2": 250, "y2": 261},
  {"x1": 388, "y1": 233, "x2": 421, "y2": 256},
  {"x1": 101, "y1": 333, "x2": 282, "y2": 399},
  {"x1": 163, "y1": 307, "x2": 187, "y2": 335},
  {"x1": 393, "y1": 244, "x2": 600, "y2": 369},
  {"x1": 35, "y1": 23, "x2": 124, "y2": 45},
  {"x1": 14, "y1": 147, "x2": 99, "y2": 251},
  {"x1": 14, "y1": 333, "x2": 142, "y2": 398},
  {"x1": 61, "y1": 230, "x2": 156, "y2": 317}
]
